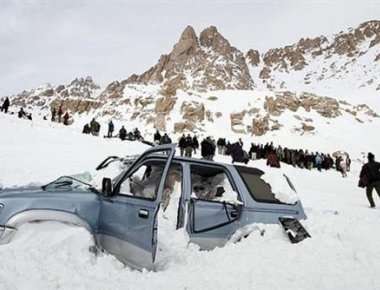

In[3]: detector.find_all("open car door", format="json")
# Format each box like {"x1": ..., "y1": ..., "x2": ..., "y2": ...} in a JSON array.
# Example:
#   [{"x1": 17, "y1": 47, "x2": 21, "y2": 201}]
[
  {"x1": 97, "y1": 144, "x2": 175, "y2": 270},
  {"x1": 186, "y1": 164, "x2": 242, "y2": 250}
]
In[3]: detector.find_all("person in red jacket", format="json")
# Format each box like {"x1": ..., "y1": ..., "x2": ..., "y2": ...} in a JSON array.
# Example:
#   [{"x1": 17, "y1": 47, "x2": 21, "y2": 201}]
[{"x1": 267, "y1": 150, "x2": 281, "y2": 168}]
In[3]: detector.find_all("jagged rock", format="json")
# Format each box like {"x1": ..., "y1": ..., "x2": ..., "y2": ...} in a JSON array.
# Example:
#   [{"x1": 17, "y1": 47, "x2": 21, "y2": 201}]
[
  {"x1": 99, "y1": 81, "x2": 126, "y2": 99},
  {"x1": 259, "y1": 67, "x2": 271, "y2": 79},
  {"x1": 181, "y1": 101, "x2": 205, "y2": 123},
  {"x1": 174, "y1": 121, "x2": 195, "y2": 133},
  {"x1": 50, "y1": 98, "x2": 101, "y2": 114},
  {"x1": 155, "y1": 97, "x2": 177, "y2": 114},
  {"x1": 246, "y1": 49, "x2": 260, "y2": 66},
  {"x1": 230, "y1": 111, "x2": 246, "y2": 133},
  {"x1": 251, "y1": 115, "x2": 269, "y2": 136},
  {"x1": 126, "y1": 25, "x2": 254, "y2": 92},
  {"x1": 154, "y1": 114, "x2": 167, "y2": 131},
  {"x1": 41, "y1": 88, "x2": 55, "y2": 97},
  {"x1": 302, "y1": 123, "x2": 315, "y2": 132}
]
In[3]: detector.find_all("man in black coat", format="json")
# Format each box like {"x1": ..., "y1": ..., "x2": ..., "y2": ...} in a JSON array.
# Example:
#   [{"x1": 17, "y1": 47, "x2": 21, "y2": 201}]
[
  {"x1": 359, "y1": 152, "x2": 380, "y2": 208},
  {"x1": 154, "y1": 130, "x2": 161, "y2": 144},
  {"x1": 184, "y1": 134, "x2": 193, "y2": 157},
  {"x1": 192, "y1": 136, "x2": 199, "y2": 154},
  {"x1": 178, "y1": 134, "x2": 186, "y2": 156},
  {"x1": 1, "y1": 97, "x2": 10, "y2": 113},
  {"x1": 201, "y1": 137, "x2": 216, "y2": 161}
]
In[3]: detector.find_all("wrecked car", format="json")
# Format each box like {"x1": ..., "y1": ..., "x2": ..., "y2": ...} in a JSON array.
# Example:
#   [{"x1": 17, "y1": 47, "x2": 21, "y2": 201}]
[{"x1": 0, "y1": 144, "x2": 308, "y2": 270}]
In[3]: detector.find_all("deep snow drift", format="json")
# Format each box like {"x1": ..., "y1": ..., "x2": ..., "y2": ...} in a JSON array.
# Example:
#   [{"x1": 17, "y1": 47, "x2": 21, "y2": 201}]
[{"x1": 0, "y1": 114, "x2": 380, "y2": 290}]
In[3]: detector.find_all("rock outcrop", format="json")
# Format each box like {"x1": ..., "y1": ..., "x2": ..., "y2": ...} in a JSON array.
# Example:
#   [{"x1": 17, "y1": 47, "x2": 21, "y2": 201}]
[{"x1": 126, "y1": 25, "x2": 254, "y2": 92}]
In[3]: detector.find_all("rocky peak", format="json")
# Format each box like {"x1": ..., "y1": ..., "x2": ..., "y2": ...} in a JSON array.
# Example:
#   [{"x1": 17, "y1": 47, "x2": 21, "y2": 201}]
[
  {"x1": 126, "y1": 25, "x2": 254, "y2": 92},
  {"x1": 199, "y1": 26, "x2": 232, "y2": 55},
  {"x1": 171, "y1": 25, "x2": 199, "y2": 59},
  {"x1": 246, "y1": 49, "x2": 260, "y2": 66}
]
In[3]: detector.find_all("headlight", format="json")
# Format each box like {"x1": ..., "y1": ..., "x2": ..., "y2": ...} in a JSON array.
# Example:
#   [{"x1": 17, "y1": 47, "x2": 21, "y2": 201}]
[{"x1": 0, "y1": 203, "x2": 4, "y2": 209}]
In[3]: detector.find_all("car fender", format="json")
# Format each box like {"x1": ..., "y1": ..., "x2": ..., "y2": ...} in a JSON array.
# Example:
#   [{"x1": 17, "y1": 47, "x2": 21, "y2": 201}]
[{"x1": 0, "y1": 209, "x2": 96, "y2": 245}]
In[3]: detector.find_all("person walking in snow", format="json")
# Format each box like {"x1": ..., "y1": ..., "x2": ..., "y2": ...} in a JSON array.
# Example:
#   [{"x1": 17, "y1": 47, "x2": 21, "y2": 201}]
[
  {"x1": 82, "y1": 123, "x2": 91, "y2": 134},
  {"x1": 267, "y1": 150, "x2": 281, "y2": 168},
  {"x1": 160, "y1": 133, "x2": 172, "y2": 145},
  {"x1": 359, "y1": 153, "x2": 380, "y2": 208},
  {"x1": 178, "y1": 134, "x2": 186, "y2": 156},
  {"x1": 1, "y1": 97, "x2": 10, "y2": 113},
  {"x1": 192, "y1": 135, "x2": 199, "y2": 154},
  {"x1": 107, "y1": 120, "x2": 114, "y2": 138},
  {"x1": 51, "y1": 107, "x2": 56, "y2": 122},
  {"x1": 154, "y1": 130, "x2": 161, "y2": 144},
  {"x1": 58, "y1": 105, "x2": 63, "y2": 123},
  {"x1": 63, "y1": 112, "x2": 70, "y2": 125},
  {"x1": 119, "y1": 126, "x2": 127, "y2": 140},
  {"x1": 184, "y1": 134, "x2": 193, "y2": 158}
]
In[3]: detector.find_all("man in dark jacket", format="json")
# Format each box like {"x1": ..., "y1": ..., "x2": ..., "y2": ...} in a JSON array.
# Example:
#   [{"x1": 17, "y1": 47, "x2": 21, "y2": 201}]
[
  {"x1": 231, "y1": 142, "x2": 249, "y2": 164},
  {"x1": 107, "y1": 120, "x2": 114, "y2": 137},
  {"x1": 359, "y1": 152, "x2": 380, "y2": 208},
  {"x1": 160, "y1": 133, "x2": 172, "y2": 145},
  {"x1": 82, "y1": 123, "x2": 91, "y2": 134},
  {"x1": 154, "y1": 130, "x2": 161, "y2": 144},
  {"x1": 58, "y1": 105, "x2": 63, "y2": 123},
  {"x1": 201, "y1": 137, "x2": 215, "y2": 161},
  {"x1": 184, "y1": 134, "x2": 193, "y2": 157},
  {"x1": 192, "y1": 136, "x2": 199, "y2": 154},
  {"x1": 1, "y1": 97, "x2": 10, "y2": 113},
  {"x1": 119, "y1": 126, "x2": 127, "y2": 140},
  {"x1": 178, "y1": 134, "x2": 186, "y2": 156}
]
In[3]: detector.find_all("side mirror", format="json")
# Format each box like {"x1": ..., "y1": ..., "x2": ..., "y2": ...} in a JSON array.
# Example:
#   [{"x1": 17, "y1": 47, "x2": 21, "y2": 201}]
[{"x1": 102, "y1": 178, "x2": 113, "y2": 197}]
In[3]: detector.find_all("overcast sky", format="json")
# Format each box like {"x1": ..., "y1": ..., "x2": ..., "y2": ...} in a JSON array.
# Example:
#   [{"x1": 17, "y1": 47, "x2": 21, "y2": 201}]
[{"x1": 1, "y1": 0, "x2": 380, "y2": 95}]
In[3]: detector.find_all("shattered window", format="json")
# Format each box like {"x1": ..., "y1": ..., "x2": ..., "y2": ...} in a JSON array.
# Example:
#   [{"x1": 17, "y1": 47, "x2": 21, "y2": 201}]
[{"x1": 190, "y1": 164, "x2": 239, "y2": 203}]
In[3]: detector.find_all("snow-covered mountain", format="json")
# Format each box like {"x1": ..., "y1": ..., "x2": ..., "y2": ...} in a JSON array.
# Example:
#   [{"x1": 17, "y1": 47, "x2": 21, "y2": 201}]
[
  {"x1": 3, "y1": 21, "x2": 380, "y2": 140},
  {"x1": 248, "y1": 20, "x2": 380, "y2": 97}
]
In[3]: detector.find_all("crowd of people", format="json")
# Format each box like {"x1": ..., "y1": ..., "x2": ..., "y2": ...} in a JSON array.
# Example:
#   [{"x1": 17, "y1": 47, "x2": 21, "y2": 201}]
[{"x1": 51, "y1": 104, "x2": 71, "y2": 125}]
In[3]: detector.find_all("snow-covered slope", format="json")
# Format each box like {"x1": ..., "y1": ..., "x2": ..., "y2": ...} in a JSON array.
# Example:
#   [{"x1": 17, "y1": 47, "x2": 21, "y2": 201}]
[
  {"x1": 248, "y1": 21, "x2": 380, "y2": 109},
  {"x1": 0, "y1": 113, "x2": 380, "y2": 290}
]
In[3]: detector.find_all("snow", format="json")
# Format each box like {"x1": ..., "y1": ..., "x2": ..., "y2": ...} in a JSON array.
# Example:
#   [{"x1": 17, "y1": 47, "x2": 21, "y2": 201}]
[
  {"x1": 260, "y1": 169, "x2": 299, "y2": 204},
  {"x1": 1, "y1": 113, "x2": 380, "y2": 290}
]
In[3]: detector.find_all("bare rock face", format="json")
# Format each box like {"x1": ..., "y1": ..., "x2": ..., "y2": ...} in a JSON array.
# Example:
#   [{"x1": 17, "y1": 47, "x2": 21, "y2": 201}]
[
  {"x1": 264, "y1": 92, "x2": 342, "y2": 118},
  {"x1": 50, "y1": 98, "x2": 101, "y2": 114},
  {"x1": 246, "y1": 49, "x2": 260, "y2": 66},
  {"x1": 230, "y1": 111, "x2": 246, "y2": 133},
  {"x1": 181, "y1": 101, "x2": 205, "y2": 123},
  {"x1": 174, "y1": 121, "x2": 196, "y2": 133},
  {"x1": 302, "y1": 123, "x2": 315, "y2": 132},
  {"x1": 126, "y1": 25, "x2": 254, "y2": 92},
  {"x1": 99, "y1": 81, "x2": 126, "y2": 99},
  {"x1": 155, "y1": 96, "x2": 177, "y2": 114},
  {"x1": 252, "y1": 115, "x2": 270, "y2": 136}
]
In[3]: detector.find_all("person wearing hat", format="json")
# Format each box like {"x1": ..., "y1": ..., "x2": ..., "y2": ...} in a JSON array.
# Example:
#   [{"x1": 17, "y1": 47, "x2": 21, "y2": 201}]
[{"x1": 359, "y1": 152, "x2": 380, "y2": 208}]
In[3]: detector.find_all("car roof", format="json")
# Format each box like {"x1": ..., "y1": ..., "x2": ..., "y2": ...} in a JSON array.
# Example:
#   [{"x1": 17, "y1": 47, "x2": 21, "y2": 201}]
[{"x1": 148, "y1": 154, "x2": 264, "y2": 174}]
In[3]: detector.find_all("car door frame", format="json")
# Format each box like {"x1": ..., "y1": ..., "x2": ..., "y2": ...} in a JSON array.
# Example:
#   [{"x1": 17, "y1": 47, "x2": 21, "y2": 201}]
[
  {"x1": 184, "y1": 161, "x2": 244, "y2": 249},
  {"x1": 97, "y1": 144, "x2": 176, "y2": 270}
]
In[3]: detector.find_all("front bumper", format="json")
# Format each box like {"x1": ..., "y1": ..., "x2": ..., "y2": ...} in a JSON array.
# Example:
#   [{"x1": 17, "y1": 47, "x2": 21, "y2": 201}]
[{"x1": 0, "y1": 225, "x2": 17, "y2": 245}]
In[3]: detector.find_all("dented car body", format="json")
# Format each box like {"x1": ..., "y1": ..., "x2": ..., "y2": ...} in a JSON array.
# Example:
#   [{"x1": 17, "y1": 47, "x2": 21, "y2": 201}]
[{"x1": 0, "y1": 144, "x2": 307, "y2": 270}]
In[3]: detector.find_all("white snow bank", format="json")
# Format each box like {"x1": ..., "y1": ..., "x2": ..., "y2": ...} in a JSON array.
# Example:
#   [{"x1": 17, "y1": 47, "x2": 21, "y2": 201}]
[{"x1": 261, "y1": 169, "x2": 299, "y2": 204}]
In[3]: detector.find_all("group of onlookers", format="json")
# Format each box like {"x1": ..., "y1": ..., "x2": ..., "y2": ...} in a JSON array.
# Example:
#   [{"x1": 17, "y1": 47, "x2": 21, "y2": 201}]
[
  {"x1": 51, "y1": 104, "x2": 71, "y2": 125},
  {"x1": 247, "y1": 142, "x2": 351, "y2": 175}
]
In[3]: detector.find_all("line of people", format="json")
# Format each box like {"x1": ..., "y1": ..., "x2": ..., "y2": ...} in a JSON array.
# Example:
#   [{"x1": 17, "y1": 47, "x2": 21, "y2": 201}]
[{"x1": 51, "y1": 105, "x2": 71, "y2": 125}]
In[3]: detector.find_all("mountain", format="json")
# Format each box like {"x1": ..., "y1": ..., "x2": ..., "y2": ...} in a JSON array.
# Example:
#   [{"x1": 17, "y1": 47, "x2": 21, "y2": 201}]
[
  {"x1": 125, "y1": 25, "x2": 254, "y2": 93},
  {"x1": 3, "y1": 21, "x2": 380, "y2": 140},
  {"x1": 247, "y1": 20, "x2": 380, "y2": 96}
]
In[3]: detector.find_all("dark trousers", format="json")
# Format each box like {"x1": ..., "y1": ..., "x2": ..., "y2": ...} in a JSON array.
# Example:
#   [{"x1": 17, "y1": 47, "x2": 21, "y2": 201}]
[{"x1": 366, "y1": 181, "x2": 380, "y2": 207}]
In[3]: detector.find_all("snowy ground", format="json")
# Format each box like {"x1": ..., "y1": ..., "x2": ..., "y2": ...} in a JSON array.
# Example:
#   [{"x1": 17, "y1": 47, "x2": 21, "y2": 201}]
[{"x1": 0, "y1": 114, "x2": 380, "y2": 290}]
